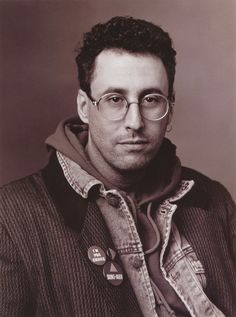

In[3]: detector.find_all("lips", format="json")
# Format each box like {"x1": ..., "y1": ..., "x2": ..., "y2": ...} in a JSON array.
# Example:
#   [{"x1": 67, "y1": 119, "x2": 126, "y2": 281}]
[
  {"x1": 118, "y1": 138, "x2": 148, "y2": 151},
  {"x1": 118, "y1": 138, "x2": 148, "y2": 145}
]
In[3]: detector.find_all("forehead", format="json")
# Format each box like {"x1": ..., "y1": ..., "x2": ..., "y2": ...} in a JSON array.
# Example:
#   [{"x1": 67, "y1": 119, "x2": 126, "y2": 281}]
[{"x1": 90, "y1": 49, "x2": 169, "y2": 96}]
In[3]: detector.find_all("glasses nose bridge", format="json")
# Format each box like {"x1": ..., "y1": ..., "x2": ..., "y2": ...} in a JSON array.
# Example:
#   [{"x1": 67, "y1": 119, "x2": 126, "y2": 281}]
[
  {"x1": 125, "y1": 99, "x2": 141, "y2": 115},
  {"x1": 126, "y1": 99, "x2": 140, "y2": 108},
  {"x1": 125, "y1": 99, "x2": 142, "y2": 117},
  {"x1": 124, "y1": 99, "x2": 144, "y2": 129}
]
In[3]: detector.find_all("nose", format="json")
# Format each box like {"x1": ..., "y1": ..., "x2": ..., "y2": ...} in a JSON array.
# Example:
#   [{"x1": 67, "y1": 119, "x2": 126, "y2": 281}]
[{"x1": 124, "y1": 102, "x2": 144, "y2": 131}]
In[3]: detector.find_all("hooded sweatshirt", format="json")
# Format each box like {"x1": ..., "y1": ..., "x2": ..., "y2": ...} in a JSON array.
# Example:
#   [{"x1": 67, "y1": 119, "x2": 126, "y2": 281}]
[{"x1": 46, "y1": 117, "x2": 191, "y2": 316}]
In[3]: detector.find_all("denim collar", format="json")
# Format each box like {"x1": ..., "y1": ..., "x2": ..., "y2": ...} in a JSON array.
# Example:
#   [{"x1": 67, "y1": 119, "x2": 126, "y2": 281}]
[{"x1": 56, "y1": 150, "x2": 194, "y2": 204}]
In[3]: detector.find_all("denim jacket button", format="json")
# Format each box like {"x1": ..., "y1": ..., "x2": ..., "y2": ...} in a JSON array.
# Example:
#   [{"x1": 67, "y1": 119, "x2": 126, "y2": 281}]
[
  {"x1": 106, "y1": 194, "x2": 120, "y2": 208},
  {"x1": 132, "y1": 256, "x2": 143, "y2": 269}
]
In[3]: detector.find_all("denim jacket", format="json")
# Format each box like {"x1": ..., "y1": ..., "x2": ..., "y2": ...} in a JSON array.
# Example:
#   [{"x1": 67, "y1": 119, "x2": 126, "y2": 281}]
[{"x1": 57, "y1": 151, "x2": 225, "y2": 317}]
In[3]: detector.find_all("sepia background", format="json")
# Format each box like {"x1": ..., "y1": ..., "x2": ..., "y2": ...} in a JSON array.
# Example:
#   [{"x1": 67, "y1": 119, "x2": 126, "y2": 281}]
[{"x1": 0, "y1": 0, "x2": 236, "y2": 200}]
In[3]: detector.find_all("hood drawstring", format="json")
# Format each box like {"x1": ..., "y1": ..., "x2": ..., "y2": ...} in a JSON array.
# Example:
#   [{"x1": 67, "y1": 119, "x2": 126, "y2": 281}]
[
  {"x1": 144, "y1": 202, "x2": 161, "y2": 255},
  {"x1": 126, "y1": 196, "x2": 161, "y2": 256},
  {"x1": 150, "y1": 279, "x2": 176, "y2": 316}
]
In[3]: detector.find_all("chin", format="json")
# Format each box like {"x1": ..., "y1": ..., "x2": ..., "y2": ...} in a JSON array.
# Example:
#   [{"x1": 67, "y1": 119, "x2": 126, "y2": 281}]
[{"x1": 114, "y1": 156, "x2": 153, "y2": 172}]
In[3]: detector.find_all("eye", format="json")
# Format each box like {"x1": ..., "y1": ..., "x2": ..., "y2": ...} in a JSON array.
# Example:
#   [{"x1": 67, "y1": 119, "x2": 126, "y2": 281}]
[
  {"x1": 108, "y1": 96, "x2": 123, "y2": 103},
  {"x1": 103, "y1": 94, "x2": 125, "y2": 107},
  {"x1": 145, "y1": 96, "x2": 155, "y2": 103},
  {"x1": 142, "y1": 94, "x2": 166, "y2": 106},
  {"x1": 144, "y1": 96, "x2": 160, "y2": 103},
  {"x1": 110, "y1": 96, "x2": 122, "y2": 103}
]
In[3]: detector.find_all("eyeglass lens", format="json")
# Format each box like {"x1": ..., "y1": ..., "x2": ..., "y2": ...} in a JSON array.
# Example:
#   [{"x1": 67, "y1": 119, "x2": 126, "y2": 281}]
[{"x1": 98, "y1": 93, "x2": 168, "y2": 121}]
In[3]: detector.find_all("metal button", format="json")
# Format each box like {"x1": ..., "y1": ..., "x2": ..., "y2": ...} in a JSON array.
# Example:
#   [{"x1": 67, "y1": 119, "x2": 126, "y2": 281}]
[
  {"x1": 106, "y1": 248, "x2": 117, "y2": 260},
  {"x1": 106, "y1": 193, "x2": 120, "y2": 208},
  {"x1": 132, "y1": 256, "x2": 143, "y2": 269}
]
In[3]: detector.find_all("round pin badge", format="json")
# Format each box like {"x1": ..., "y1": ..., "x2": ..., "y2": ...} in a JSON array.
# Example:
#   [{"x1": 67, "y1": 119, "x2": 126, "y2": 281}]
[
  {"x1": 88, "y1": 246, "x2": 106, "y2": 266},
  {"x1": 103, "y1": 261, "x2": 124, "y2": 286}
]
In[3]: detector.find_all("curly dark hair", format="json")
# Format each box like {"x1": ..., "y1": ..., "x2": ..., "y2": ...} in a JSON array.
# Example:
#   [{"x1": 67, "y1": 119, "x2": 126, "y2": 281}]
[{"x1": 76, "y1": 16, "x2": 176, "y2": 100}]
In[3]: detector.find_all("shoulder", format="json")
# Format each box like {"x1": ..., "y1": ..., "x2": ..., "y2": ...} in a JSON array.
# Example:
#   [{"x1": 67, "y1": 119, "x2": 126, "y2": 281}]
[
  {"x1": 1, "y1": 172, "x2": 45, "y2": 201},
  {"x1": 1, "y1": 172, "x2": 45, "y2": 196},
  {"x1": 182, "y1": 166, "x2": 216, "y2": 184},
  {"x1": 0, "y1": 171, "x2": 53, "y2": 226},
  {"x1": 1, "y1": 155, "x2": 89, "y2": 235},
  {"x1": 0, "y1": 172, "x2": 48, "y2": 205},
  {"x1": 180, "y1": 166, "x2": 235, "y2": 213},
  {"x1": 182, "y1": 166, "x2": 230, "y2": 195}
]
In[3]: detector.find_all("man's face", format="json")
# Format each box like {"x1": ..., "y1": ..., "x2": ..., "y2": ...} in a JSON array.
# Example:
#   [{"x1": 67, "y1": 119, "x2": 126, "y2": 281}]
[{"x1": 78, "y1": 49, "x2": 171, "y2": 174}]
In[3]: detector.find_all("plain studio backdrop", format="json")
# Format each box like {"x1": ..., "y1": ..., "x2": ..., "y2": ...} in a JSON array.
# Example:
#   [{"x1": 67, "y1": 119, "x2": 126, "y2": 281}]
[{"x1": 0, "y1": 0, "x2": 236, "y2": 200}]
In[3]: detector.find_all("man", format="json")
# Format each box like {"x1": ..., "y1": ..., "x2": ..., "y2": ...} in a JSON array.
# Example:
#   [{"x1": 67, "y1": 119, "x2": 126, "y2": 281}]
[{"x1": 0, "y1": 16, "x2": 235, "y2": 317}]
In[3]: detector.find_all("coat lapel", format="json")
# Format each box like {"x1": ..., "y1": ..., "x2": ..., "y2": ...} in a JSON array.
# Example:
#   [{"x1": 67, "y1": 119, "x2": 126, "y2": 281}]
[
  {"x1": 42, "y1": 153, "x2": 143, "y2": 316},
  {"x1": 77, "y1": 200, "x2": 142, "y2": 315}
]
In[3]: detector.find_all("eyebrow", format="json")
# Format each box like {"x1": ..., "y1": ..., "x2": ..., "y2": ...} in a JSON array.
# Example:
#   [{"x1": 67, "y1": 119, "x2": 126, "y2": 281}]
[
  {"x1": 101, "y1": 87, "x2": 127, "y2": 95},
  {"x1": 100, "y1": 87, "x2": 166, "y2": 97}
]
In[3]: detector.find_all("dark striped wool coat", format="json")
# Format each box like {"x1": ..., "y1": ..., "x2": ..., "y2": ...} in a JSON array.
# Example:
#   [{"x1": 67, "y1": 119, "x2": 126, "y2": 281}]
[{"x1": 0, "y1": 156, "x2": 236, "y2": 316}]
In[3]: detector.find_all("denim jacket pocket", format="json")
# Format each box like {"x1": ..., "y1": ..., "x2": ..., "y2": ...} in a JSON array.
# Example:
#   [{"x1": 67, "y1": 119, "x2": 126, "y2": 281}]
[
  {"x1": 182, "y1": 244, "x2": 207, "y2": 290},
  {"x1": 163, "y1": 228, "x2": 207, "y2": 291}
]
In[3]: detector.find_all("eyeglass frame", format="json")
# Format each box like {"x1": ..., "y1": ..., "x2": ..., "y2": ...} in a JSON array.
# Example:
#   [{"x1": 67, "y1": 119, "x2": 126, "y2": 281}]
[{"x1": 87, "y1": 92, "x2": 174, "y2": 121}]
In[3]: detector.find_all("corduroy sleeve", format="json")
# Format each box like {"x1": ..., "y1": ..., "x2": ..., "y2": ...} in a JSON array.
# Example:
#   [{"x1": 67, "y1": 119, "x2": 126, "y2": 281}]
[
  {"x1": 224, "y1": 187, "x2": 236, "y2": 268},
  {"x1": 212, "y1": 180, "x2": 236, "y2": 269},
  {"x1": 0, "y1": 223, "x2": 35, "y2": 316}
]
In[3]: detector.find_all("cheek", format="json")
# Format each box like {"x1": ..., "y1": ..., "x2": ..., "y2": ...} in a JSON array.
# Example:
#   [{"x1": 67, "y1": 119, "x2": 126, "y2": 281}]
[
  {"x1": 88, "y1": 110, "x2": 116, "y2": 147},
  {"x1": 87, "y1": 108, "x2": 103, "y2": 137},
  {"x1": 147, "y1": 120, "x2": 168, "y2": 143}
]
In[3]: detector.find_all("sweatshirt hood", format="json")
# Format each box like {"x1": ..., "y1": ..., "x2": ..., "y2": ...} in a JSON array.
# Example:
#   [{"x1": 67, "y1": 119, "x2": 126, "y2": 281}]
[{"x1": 46, "y1": 116, "x2": 181, "y2": 206}]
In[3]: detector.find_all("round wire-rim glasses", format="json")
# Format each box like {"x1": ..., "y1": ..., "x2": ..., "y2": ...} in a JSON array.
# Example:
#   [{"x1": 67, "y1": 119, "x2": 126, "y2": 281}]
[{"x1": 88, "y1": 92, "x2": 174, "y2": 121}]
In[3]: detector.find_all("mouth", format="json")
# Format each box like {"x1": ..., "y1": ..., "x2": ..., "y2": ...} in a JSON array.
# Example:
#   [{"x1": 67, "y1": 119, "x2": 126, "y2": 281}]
[
  {"x1": 118, "y1": 138, "x2": 148, "y2": 151},
  {"x1": 118, "y1": 138, "x2": 148, "y2": 145}
]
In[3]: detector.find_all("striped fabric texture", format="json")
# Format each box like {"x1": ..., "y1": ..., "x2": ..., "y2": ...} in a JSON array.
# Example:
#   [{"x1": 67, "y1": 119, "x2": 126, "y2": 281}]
[{"x1": 0, "y1": 159, "x2": 236, "y2": 316}]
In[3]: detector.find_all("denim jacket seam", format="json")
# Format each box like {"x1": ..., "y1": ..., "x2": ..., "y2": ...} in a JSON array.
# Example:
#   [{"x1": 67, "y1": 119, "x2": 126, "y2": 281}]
[{"x1": 96, "y1": 194, "x2": 157, "y2": 316}]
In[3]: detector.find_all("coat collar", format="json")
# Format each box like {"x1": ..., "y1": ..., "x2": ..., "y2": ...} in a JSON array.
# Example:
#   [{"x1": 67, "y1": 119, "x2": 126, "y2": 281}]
[{"x1": 41, "y1": 153, "x2": 143, "y2": 316}]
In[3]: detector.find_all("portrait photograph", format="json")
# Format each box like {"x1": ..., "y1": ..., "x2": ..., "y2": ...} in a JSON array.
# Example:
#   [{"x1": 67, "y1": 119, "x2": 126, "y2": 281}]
[{"x1": 0, "y1": 1, "x2": 236, "y2": 316}]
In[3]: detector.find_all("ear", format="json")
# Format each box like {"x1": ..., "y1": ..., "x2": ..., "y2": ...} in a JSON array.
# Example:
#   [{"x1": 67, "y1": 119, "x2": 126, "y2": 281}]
[
  {"x1": 167, "y1": 104, "x2": 174, "y2": 125},
  {"x1": 167, "y1": 91, "x2": 175, "y2": 126},
  {"x1": 77, "y1": 89, "x2": 89, "y2": 124}
]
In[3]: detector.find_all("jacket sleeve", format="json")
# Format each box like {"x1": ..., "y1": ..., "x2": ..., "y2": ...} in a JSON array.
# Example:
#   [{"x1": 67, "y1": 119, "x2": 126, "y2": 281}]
[
  {"x1": 215, "y1": 181, "x2": 236, "y2": 268},
  {"x1": 0, "y1": 223, "x2": 35, "y2": 316},
  {"x1": 225, "y1": 188, "x2": 236, "y2": 267}
]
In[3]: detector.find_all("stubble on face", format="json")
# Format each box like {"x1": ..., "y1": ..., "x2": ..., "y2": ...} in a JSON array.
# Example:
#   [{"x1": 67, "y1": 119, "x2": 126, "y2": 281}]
[{"x1": 84, "y1": 49, "x2": 170, "y2": 183}]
